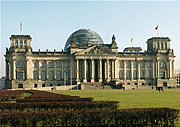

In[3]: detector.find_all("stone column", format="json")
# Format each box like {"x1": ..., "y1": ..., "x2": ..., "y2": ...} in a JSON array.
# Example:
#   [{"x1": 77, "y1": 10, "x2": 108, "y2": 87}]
[
  {"x1": 107, "y1": 59, "x2": 111, "y2": 82},
  {"x1": 123, "y1": 61, "x2": 126, "y2": 80},
  {"x1": 157, "y1": 60, "x2": 160, "y2": 79},
  {"x1": 46, "y1": 61, "x2": 49, "y2": 80},
  {"x1": 99, "y1": 59, "x2": 103, "y2": 83},
  {"x1": 104, "y1": 60, "x2": 107, "y2": 79},
  {"x1": 112, "y1": 60, "x2": 115, "y2": 80},
  {"x1": 61, "y1": 61, "x2": 64, "y2": 80},
  {"x1": 167, "y1": 60, "x2": 169, "y2": 79},
  {"x1": 38, "y1": 61, "x2": 41, "y2": 80},
  {"x1": 115, "y1": 60, "x2": 119, "y2": 80},
  {"x1": 169, "y1": 60, "x2": 172, "y2": 79},
  {"x1": 152, "y1": 60, "x2": 155, "y2": 79},
  {"x1": 144, "y1": 61, "x2": 146, "y2": 79},
  {"x1": 137, "y1": 61, "x2": 140, "y2": 79},
  {"x1": 13, "y1": 60, "x2": 16, "y2": 80},
  {"x1": 54, "y1": 61, "x2": 56, "y2": 80},
  {"x1": 91, "y1": 59, "x2": 94, "y2": 82},
  {"x1": 76, "y1": 59, "x2": 79, "y2": 81},
  {"x1": 83, "y1": 59, "x2": 87, "y2": 82},
  {"x1": 130, "y1": 61, "x2": 133, "y2": 80}
]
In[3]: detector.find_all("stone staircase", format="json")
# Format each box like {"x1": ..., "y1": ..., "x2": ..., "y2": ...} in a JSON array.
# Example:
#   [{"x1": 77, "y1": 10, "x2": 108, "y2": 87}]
[{"x1": 81, "y1": 82, "x2": 112, "y2": 90}]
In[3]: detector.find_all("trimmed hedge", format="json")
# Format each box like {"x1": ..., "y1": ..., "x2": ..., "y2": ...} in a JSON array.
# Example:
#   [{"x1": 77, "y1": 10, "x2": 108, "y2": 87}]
[
  {"x1": 0, "y1": 108, "x2": 179, "y2": 127},
  {"x1": 0, "y1": 101, "x2": 118, "y2": 112}
]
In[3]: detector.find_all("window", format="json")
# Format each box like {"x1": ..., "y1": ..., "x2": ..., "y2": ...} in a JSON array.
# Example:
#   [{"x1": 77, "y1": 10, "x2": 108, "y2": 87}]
[
  {"x1": 140, "y1": 71, "x2": 144, "y2": 79},
  {"x1": 65, "y1": 69, "x2": 68, "y2": 80},
  {"x1": 147, "y1": 71, "x2": 151, "y2": 79},
  {"x1": 160, "y1": 72, "x2": 165, "y2": 79},
  {"x1": 33, "y1": 71, "x2": 38, "y2": 80},
  {"x1": 34, "y1": 62, "x2": 38, "y2": 68},
  {"x1": 15, "y1": 40, "x2": 18, "y2": 47},
  {"x1": 161, "y1": 42, "x2": 163, "y2": 49},
  {"x1": 133, "y1": 70, "x2": 137, "y2": 79},
  {"x1": 135, "y1": 83, "x2": 137, "y2": 85},
  {"x1": 65, "y1": 63, "x2": 68, "y2": 68},
  {"x1": 56, "y1": 71, "x2": 61, "y2": 80},
  {"x1": 49, "y1": 71, "x2": 54, "y2": 81},
  {"x1": 34, "y1": 84, "x2": 37, "y2": 88},
  {"x1": 148, "y1": 83, "x2": 151, "y2": 86},
  {"x1": 140, "y1": 63, "x2": 144, "y2": 68},
  {"x1": 20, "y1": 40, "x2": 22, "y2": 47},
  {"x1": 18, "y1": 72, "x2": 23, "y2": 80},
  {"x1": 49, "y1": 62, "x2": 54, "y2": 67},
  {"x1": 119, "y1": 71, "x2": 123, "y2": 80},
  {"x1": 18, "y1": 84, "x2": 23, "y2": 88},
  {"x1": 165, "y1": 43, "x2": 167, "y2": 49},
  {"x1": 133, "y1": 62, "x2": 137, "y2": 68},
  {"x1": 160, "y1": 61, "x2": 165, "y2": 68},
  {"x1": 126, "y1": 62, "x2": 130, "y2": 68},
  {"x1": 24, "y1": 40, "x2": 27, "y2": 47},
  {"x1": 50, "y1": 84, "x2": 53, "y2": 86},
  {"x1": 146, "y1": 62, "x2": 151, "y2": 68},
  {"x1": 142, "y1": 83, "x2": 145, "y2": 85},
  {"x1": 126, "y1": 70, "x2": 130, "y2": 80},
  {"x1": 42, "y1": 84, "x2": 45, "y2": 87},
  {"x1": 41, "y1": 71, "x2": 46, "y2": 81},
  {"x1": 41, "y1": 62, "x2": 46, "y2": 68},
  {"x1": 56, "y1": 62, "x2": 61, "y2": 68},
  {"x1": 17, "y1": 62, "x2": 24, "y2": 68},
  {"x1": 119, "y1": 62, "x2": 123, "y2": 68}
]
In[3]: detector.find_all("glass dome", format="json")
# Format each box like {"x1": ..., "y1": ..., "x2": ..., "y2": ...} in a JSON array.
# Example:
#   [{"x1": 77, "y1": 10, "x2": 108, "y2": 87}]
[{"x1": 64, "y1": 29, "x2": 104, "y2": 51}]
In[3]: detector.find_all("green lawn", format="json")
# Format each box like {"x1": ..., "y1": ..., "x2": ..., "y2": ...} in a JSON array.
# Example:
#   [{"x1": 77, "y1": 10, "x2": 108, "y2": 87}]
[
  {"x1": 52, "y1": 89, "x2": 180, "y2": 126},
  {"x1": 51, "y1": 89, "x2": 180, "y2": 109}
]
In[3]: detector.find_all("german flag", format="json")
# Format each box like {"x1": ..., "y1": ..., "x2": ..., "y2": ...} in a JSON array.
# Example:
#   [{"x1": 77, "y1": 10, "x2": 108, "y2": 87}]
[
  {"x1": 20, "y1": 22, "x2": 22, "y2": 32},
  {"x1": 131, "y1": 37, "x2": 133, "y2": 42},
  {"x1": 155, "y1": 25, "x2": 158, "y2": 31}
]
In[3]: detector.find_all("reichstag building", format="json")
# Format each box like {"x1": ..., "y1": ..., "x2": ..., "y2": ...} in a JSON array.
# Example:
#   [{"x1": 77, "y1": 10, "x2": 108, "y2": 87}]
[{"x1": 5, "y1": 29, "x2": 176, "y2": 89}]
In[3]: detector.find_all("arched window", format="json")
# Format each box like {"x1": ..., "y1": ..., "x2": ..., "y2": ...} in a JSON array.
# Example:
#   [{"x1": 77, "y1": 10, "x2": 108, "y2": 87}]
[
  {"x1": 126, "y1": 62, "x2": 130, "y2": 68},
  {"x1": 146, "y1": 71, "x2": 151, "y2": 79},
  {"x1": 126, "y1": 70, "x2": 130, "y2": 80},
  {"x1": 24, "y1": 40, "x2": 27, "y2": 47},
  {"x1": 41, "y1": 71, "x2": 46, "y2": 81},
  {"x1": 119, "y1": 71, "x2": 123, "y2": 80},
  {"x1": 119, "y1": 62, "x2": 123, "y2": 68},
  {"x1": 17, "y1": 62, "x2": 24, "y2": 68},
  {"x1": 34, "y1": 62, "x2": 38, "y2": 68},
  {"x1": 41, "y1": 62, "x2": 46, "y2": 68},
  {"x1": 140, "y1": 70, "x2": 144, "y2": 79},
  {"x1": 20, "y1": 40, "x2": 23, "y2": 48},
  {"x1": 33, "y1": 71, "x2": 38, "y2": 80},
  {"x1": 56, "y1": 71, "x2": 61, "y2": 80},
  {"x1": 49, "y1": 71, "x2": 54, "y2": 81},
  {"x1": 133, "y1": 70, "x2": 137, "y2": 79},
  {"x1": 15, "y1": 40, "x2": 18, "y2": 47}
]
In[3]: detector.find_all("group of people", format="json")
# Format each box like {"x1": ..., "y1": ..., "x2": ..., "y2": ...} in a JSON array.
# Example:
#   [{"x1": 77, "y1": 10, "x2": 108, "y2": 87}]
[{"x1": 156, "y1": 86, "x2": 165, "y2": 92}]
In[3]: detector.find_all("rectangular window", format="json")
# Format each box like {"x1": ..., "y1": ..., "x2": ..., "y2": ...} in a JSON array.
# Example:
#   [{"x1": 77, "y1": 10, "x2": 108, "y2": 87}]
[
  {"x1": 140, "y1": 71, "x2": 144, "y2": 79},
  {"x1": 140, "y1": 63, "x2": 144, "y2": 68},
  {"x1": 119, "y1": 71, "x2": 123, "y2": 80},
  {"x1": 41, "y1": 63, "x2": 46, "y2": 68},
  {"x1": 126, "y1": 62, "x2": 130, "y2": 68},
  {"x1": 146, "y1": 62, "x2": 151, "y2": 68},
  {"x1": 34, "y1": 62, "x2": 38, "y2": 68},
  {"x1": 133, "y1": 62, "x2": 136, "y2": 68},
  {"x1": 56, "y1": 62, "x2": 61, "y2": 68},
  {"x1": 160, "y1": 72, "x2": 165, "y2": 79},
  {"x1": 33, "y1": 71, "x2": 38, "y2": 80},
  {"x1": 119, "y1": 63, "x2": 123, "y2": 68},
  {"x1": 65, "y1": 63, "x2": 68, "y2": 68},
  {"x1": 18, "y1": 72, "x2": 23, "y2": 80}
]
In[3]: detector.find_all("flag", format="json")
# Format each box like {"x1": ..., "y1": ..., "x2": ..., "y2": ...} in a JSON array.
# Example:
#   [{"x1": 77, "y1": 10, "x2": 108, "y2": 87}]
[
  {"x1": 77, "y1": 69, "x2": 79, "y2": 74},
  {"x1": 135, "y1": 52, "x2": 137, "y2": 63},
  {"x1": 65, "y1": 69, "x2": 68, "y2": 76},
  {"x1": 131, "y1": 37, "x2": 133, "y2": 42},
  {"x1": 20, "y1": 22, "x2": 22, "y2": 32},
  {"x1": 155, "y1": 25, "x2": 158, "y2": 31}
]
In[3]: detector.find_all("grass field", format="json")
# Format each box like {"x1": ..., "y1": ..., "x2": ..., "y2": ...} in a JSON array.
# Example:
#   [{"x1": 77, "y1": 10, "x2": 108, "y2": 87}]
[
  {"x1": 52, "y1": 89, "x2": 180, "y2": 109},
  {"x1": 52, "y1": 89, "x2": 180, "y2": 126}
]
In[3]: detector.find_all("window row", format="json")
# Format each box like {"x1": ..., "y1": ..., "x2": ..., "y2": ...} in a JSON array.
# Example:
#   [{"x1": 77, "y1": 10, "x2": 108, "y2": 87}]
[
  {"x1": 34, "y1": 62, "x2": 68, "y2": 68},
  {"x1": 119, "y1": 61, "x2": 166, "y2": 68},
  {"x1": 119, "y1": 70, "x2": 151, "y2": 80},
  {"x1": 15, "y1": 40, "x2": 27, "y2": 48},
  {"x1": 33, "y1": 71, "x2": 68, "y2": 81}
]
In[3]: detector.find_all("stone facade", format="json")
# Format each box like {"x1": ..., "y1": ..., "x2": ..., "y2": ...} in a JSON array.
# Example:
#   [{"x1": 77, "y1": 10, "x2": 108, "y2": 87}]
[{"x1": 5, "y1": 29, "x2": 177, "y2": 89}]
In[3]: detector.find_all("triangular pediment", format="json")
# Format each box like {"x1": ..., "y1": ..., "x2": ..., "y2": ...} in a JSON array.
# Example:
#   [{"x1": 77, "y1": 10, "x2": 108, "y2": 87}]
[{"x1": 75, "y1": 45, "x2": 114, "y2": 55}]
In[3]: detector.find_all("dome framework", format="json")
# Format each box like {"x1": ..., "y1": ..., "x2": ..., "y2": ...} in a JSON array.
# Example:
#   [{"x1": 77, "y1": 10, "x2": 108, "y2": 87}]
[{"x1": 64, "y1": 29, "x2": 103, "y2": 51}]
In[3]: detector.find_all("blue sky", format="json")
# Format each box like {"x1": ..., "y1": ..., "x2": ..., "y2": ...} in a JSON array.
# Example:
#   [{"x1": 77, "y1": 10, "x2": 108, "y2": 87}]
[{"x1": 1, "y1": 1, "x2": 180, "y2": 77}]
